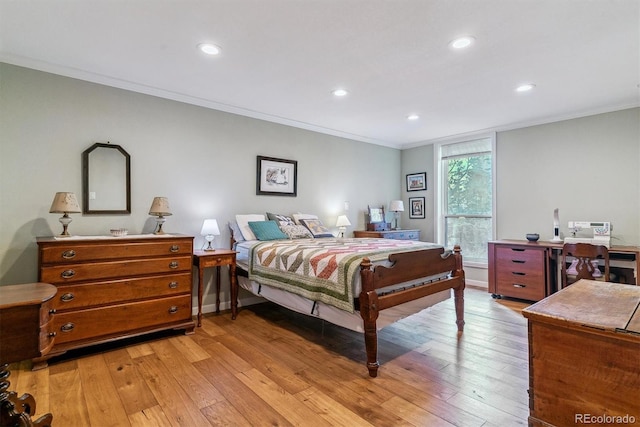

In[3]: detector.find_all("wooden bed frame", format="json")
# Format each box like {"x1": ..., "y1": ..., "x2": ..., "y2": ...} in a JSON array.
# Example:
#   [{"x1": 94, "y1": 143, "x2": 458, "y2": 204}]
[{"x1": 230, "y1": 239, "x2": 465, "y2": 377}]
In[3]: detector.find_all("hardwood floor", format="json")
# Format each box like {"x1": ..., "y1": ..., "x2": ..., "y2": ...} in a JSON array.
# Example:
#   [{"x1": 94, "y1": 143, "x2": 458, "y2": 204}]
[{"x1": 9, "y1": 287, "x2": 531, "y2": 426}]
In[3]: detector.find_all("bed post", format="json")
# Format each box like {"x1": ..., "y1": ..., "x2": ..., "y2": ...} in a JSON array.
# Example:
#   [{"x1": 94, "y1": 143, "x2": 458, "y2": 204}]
[
  {"x1": 359, "y1": 257, "x2": 380, "y2": 377},
  {"x1": 453, "y1": 244, "x2": 465, "y2": 332}
]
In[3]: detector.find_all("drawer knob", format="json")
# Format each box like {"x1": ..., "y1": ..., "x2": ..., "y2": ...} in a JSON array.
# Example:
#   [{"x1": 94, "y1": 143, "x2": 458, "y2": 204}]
[
  {"x1": 60, "y1": 293, "x2": 75, "y2": 302},
  {"x1": 48, "y1": 332, "x2": 57, "y2": 338},
  {"x1": 168, "y1": 281, "x2": 178, "y2": 289},
  {"x1": 62, "y1": 250, "x2": 76, "y2": 259},
  {"x1": 513, "y1": 284, "x2": 527, "y2": 288},
  {"x1": 61, "y1": 269, "x2": 76, "y2": 279},
  {"x1": 169, "y1": 261, "x2": 179, "y2": 269},
  {"x1": 49, "y1": 309, "x2": 57, "y2": 314},
  {"x1": 61, "y1": 323, "x2": 75, "y2": 333},
  {"x1": 511, "y1": 260, "x2": 526, "y2": 264},
  {"x1": 170, "y1": 245, "x2": 180, "y2": 253},
  {"x1": 168, "y1": 306, "x2": 179, "y2": 314}
]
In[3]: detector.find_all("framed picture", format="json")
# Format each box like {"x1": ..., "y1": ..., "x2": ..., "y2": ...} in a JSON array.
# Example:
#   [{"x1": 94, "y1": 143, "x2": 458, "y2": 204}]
[
  {"x1": 409, "y1": 197, "x2": 425, "y2": 219},
  {"x1": 256, "y1": 156, "x2": 297, "y2": 196},
  {"x1": 406, "y1": 172, "x2": 427, "y2": 192}
]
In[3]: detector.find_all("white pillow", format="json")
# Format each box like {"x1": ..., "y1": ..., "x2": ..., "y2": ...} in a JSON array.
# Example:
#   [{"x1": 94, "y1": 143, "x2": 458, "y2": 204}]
[
  {"x1": 292, "y1": 213, "x2": 318, "y2": 225},
  {"x1": 235, "y1": 214, "x2": 266, "y2": 240}
]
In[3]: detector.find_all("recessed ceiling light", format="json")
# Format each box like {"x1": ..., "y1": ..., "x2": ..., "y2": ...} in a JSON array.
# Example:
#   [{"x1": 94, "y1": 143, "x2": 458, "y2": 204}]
[
  {"x1": 332, "y1": 88, "x2": 349, "y2": 97},
  {"x1": 407, "y1": 114, "x2": 420, "y2": 121},
  {"x1": 450, "y1": 36, "x2": 475, "y2": 49},
  {"x1": 516, "y1": 83, "x2": 536, "y2": 92},
  {"x1": 198, "y1": 43, "x2": 221, "y2": 55}
]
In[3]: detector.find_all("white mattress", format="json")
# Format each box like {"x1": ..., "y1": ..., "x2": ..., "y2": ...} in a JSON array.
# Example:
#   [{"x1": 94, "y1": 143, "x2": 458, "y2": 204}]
[{"x1": 234, "y1": 239, "x2": 451, "y2": 332}]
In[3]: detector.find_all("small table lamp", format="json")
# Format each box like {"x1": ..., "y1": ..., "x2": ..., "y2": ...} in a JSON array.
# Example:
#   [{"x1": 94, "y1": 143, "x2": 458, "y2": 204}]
[
  {"x1": 49, "y1": 192, "x2": 81, "y2": 237},
  {"x1": 149, "y1": 197, "x2": 172, "y2": 235},
  {"x1": 336, "y1": 215, "x2": 351, "y2": 238},
  {"x1": 200, "y1": 219, "x2": 220, "y2": 251},
  {"x1": 389, "y1": 200, "x2": 404, "y2": 230}
]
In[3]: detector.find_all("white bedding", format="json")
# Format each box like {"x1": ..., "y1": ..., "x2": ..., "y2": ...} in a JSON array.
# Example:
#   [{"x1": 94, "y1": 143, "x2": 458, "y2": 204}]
[{"x1": 234, "y1": 239, "x2": 451, "y2": 332}]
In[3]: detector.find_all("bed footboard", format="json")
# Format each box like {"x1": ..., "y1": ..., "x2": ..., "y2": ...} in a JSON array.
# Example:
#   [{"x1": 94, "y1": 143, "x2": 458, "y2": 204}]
[{"x1": 359, "y1": 245, "x2": 465, "y2": 377}]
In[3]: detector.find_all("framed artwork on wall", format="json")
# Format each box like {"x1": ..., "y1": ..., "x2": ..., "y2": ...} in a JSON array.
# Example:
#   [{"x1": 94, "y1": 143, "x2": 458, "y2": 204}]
[
  {"x1": 406, "y1": 172, "x2": 427, "y2": 191},
  {"x1": 409, "y1": 197, "x2": 425, "y2": 219},
  {"x1": 256, "y1": 156, "x2": 297, "y2": 196}
]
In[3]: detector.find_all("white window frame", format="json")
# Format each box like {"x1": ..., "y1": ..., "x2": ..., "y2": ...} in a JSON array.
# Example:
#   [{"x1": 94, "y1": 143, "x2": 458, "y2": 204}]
[{"x1": 434, "y1": 132, "x2": 496, "y2": 268}]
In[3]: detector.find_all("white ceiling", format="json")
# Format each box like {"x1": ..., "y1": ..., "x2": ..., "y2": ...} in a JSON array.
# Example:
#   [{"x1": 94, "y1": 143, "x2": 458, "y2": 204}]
[{"x1": 1, "y1": 0, "x2": 639, "y2": 148}]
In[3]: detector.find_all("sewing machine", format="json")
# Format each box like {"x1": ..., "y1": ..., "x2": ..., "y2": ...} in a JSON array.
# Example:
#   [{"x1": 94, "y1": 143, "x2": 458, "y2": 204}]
[{"x1": 564, "y1": 221, "x2": 611, "y2": 247}]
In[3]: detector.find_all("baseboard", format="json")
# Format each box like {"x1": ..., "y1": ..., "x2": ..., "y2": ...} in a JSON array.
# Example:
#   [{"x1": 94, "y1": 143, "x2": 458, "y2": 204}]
[
  {"x1": 192, "y1": 295, "x2": 266, "y2": 316},
  {"x1": 465, "y1": 279, "x2": 487, "y2": 290}
]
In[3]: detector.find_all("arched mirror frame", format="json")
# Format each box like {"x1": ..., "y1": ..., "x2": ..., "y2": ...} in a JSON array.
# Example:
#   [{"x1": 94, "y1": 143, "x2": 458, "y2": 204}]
[{"x1": 82, "y1": 142, "x2": 131, "y2": 214}]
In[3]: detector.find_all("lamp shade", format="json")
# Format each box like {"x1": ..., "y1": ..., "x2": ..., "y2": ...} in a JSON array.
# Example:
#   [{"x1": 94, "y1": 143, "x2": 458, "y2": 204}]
[
  {"x1": 389, "y1": 200, "x2": 405, "y2": 212},
  {"x1": 200, "y1": 219, "x2": 220, "y2": 236},
  {"x1": 336, "y1": 215, "x2": 351, "y2": 227},
  {"x1": 149, "y1": 197, "x2": 172, "y2": 216},
  {"x1": 49, "y1": 192, "x2": 81, "y2": 213}
]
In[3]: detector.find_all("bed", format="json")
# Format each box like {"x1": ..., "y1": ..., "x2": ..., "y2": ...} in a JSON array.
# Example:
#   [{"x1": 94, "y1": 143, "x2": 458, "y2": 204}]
[{"x1": 229, "y1": 214, "x2": 465, "y2": 377}]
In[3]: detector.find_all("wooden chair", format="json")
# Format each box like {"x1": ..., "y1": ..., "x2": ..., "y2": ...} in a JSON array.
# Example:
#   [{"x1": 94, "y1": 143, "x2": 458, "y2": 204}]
[{"x1": 561, "y1": 243, "x2": 610, "y2": 287}]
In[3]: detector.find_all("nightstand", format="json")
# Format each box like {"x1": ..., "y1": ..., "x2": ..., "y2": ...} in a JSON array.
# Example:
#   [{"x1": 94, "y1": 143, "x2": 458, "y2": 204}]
[{"x1": 193, "y1": 249, "x2": 237, "y2": 326}]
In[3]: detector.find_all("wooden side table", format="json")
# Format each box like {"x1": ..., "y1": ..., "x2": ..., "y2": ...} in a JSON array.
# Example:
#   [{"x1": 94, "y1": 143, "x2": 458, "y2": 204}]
[{"x1": 193, "y1": 249, "x2": 237, "y2": 326}]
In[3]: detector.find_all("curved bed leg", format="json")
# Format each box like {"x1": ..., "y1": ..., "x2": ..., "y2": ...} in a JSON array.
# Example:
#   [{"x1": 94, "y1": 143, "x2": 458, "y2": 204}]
[
  {"x1": 453, "y1": 244, "x2": 466, "y2": 332},
  {"x1": 361, "y1": 294, "x2": 380, "y2": 378}
]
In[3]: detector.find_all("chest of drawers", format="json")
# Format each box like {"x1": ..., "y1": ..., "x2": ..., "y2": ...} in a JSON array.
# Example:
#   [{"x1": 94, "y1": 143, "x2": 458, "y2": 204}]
[
  {"x1": 488, "y1": 240, "x2": 554, "y2": 301},
  {"x1": 36, "y1": 235, "x2": 195, "y2": 367}
]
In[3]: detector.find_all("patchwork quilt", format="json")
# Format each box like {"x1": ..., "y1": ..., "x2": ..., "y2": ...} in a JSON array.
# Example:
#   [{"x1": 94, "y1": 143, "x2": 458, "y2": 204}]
[{"x1": 248, "y1": 238, "x2": 439, "y2": 313}]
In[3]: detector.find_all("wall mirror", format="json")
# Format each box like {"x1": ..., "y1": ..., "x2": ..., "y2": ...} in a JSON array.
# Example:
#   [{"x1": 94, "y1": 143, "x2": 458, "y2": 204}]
[
  {"x1": 82, "y1": 142, "x2": 131, "y2": 214},
  {"x1": 366, "y1": 205, "x2": 389, "y2": 231}
]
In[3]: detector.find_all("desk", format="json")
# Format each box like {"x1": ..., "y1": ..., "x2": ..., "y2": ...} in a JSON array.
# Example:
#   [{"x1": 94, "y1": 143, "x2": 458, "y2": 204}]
[
  {"x1": 0, "y1": 282, "x2": 56, "y2": 426},
  {"x1": 522, "y1": 280, "x2": 640, "y2": 426},
  {"x1": 489, "y1": 239, "x2": 639, "y2": 301},
  {"x1": 193, "y1": 249, "x2": 237, "y2": 326}
]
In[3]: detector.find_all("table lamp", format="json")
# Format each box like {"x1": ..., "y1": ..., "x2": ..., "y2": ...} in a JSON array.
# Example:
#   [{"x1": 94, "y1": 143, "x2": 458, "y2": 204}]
[
  {"x1": 49, "y1": 192, "x2": 81, "y2": 237},
  {"x1": 336, "y1": 215, "x2": 351, "y2": 238},
  {"x1": 200, "y1": 219, "x2": 220, "y2": 251},
  {"x1": 149, "y1": 197, "x2": 172, "y2": 234},
  {"x1": 389, "y1": 200, "x2": 404, "y2": 229}
]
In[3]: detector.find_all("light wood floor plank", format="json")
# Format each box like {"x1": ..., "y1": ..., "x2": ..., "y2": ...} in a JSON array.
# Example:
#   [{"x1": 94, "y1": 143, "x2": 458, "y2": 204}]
[
  {"x1": 135, "y1": 353, "x2": 213, "y2": 426},
  {"x1": 380, "y1": 395, "x2": 456, "y2": 427},
  {"x1": 102, "y1": 348, "x2": 159, "y2": 416},
  {"x1": 148, "y1": 339, "x2": 225, "y2": 409},
  {"x1": 77, "y1": 355, "x2": 130, "y2": 427},
  {"x1": 127, "y1": 405, "x2": 173, "y2": 427},
  {"x1": 295, "y1": 386, "x2": 376, "y2": 427},
  {"x1": 235, "y1": 368, "x2": 334, "y2": 427}
]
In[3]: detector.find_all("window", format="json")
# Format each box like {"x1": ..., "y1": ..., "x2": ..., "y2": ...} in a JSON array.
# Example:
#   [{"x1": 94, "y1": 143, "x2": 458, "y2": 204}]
[{"x1": 436, "y1": 135, "x2": 495, "y2": 265}]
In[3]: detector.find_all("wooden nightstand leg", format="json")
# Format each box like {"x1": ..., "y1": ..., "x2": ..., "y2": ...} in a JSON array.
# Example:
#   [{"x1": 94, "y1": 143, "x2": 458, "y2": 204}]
[
  {"x1": 197, "y1": 265, "x2": 204, "y2": 327},
  {"x1": 215, "y1": 266, "x2": 221, "y2": 313},
  {"x1": 230, "y1": 263, "x2": 238, "y2": 320}
]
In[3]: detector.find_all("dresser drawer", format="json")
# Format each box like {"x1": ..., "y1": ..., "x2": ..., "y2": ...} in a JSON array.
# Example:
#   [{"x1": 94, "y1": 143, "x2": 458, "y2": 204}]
[
  {"x1": 51, "y1": 295, "x2": 192, "y2": 345},
  {"x1": 382, "y1": 231, "x2": 420, "y2": 240},
  {"x1": 495, "y1": 272, "x2": 546, "y2": 300},
  {"x1": 40, "y1": 255, "x2": 192, "y2": 284},
  {"x1": 496, "y1": 246, "x2": 544, "y2": 266},
  {"x1": 51, "y1": 273, "x2": 192, "y2": 310},
  {"x1": 39, "y1": 238, "x2": 192, "y2": 264}
]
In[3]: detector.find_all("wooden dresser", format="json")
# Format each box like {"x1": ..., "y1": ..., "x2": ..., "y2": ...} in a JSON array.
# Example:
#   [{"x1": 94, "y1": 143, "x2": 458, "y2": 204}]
[
  {"x1": 353, "y1": 229, "x2": 421, "y2": 241},
  {"x1": 523, "y1": 280, "x2": 640, "y2": 426},
  {"x1": 36, "y1": 234, "x2": 195, "y2": 367},
  {"x1": 488, "y1": 240, "x2": 554, "y2": 301}
]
